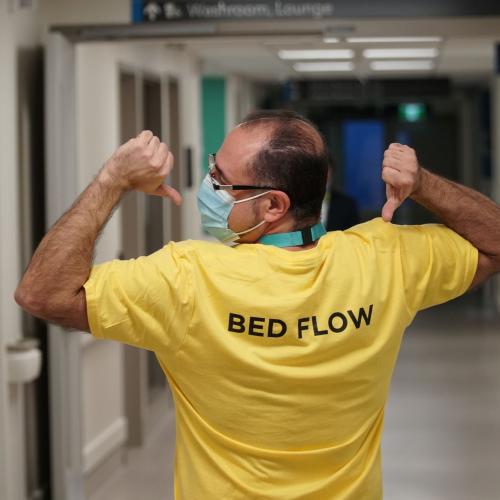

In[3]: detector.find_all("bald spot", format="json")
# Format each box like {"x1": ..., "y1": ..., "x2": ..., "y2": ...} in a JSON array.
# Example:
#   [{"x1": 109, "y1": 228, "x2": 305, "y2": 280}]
[{"x1": 239, "y1": 118, "x2": 326, "y2": 179}]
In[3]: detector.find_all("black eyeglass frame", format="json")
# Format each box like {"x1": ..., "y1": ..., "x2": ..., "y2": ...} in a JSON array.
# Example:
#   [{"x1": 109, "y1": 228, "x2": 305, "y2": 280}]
[{"x1": 208, "y1": 153, "x2": 282, "y2": 192}]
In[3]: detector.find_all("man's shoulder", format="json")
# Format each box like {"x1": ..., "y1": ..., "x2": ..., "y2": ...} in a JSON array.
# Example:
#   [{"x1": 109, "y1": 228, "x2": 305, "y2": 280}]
[
  {"x1": 339, "y1": 218, "x2": 426, "y2": 254},
  {"x1": 168, "y1": 238, "x2": 222, "y2": 250},
  {"x1": 343, "y1": 219, "x2": 468, "y2": 251},
  {"x1": 343, "y1": 217, "x2": 396, "y2": 240},
  {"x1": 160, "y1": 238, "x2": 237, "y2": 261}
]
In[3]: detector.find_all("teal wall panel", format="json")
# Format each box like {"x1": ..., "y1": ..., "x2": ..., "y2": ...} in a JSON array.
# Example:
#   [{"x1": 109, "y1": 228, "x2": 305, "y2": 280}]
[{"x1": 201, "y1": 77, "x2": 226, "y2": 174}]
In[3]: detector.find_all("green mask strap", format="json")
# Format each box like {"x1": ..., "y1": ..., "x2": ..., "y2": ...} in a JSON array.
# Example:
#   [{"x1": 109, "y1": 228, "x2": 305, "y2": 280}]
[{"x1": 257, "y1": 222, "x2": 326, "y2": 248}]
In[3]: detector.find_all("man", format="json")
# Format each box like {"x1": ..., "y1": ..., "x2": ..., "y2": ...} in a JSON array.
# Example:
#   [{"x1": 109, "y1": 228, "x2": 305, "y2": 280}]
[{"x1": 16, "y1": 110, "x2": 500, "y2": 499}]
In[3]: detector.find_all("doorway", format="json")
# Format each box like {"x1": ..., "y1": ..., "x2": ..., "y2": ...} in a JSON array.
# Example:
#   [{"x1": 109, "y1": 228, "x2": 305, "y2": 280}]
[
  {"x1": 142, "y1": 75, "x2": 169, "y2": 403},
  {"x1": 17, "y1": 46, "x2": 51, "y2": 500},
  {"x1": 119, "y1": 69, "x2": 182, "y2": 448},
  {"x1": 167, "y1": 78, "x2": 182, "y2": 242}
]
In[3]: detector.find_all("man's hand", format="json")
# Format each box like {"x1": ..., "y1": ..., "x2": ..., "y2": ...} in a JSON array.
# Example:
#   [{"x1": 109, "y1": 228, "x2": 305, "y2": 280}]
[
  {"x1": 103, "y1": 130, "x2": 182, "y2": 205},
  {"x1": 382, "y1": 146, "x2": 500, "y2": 289},
  {"x1": 381, "y1": 143, "x2": 421, "y2": 222}
]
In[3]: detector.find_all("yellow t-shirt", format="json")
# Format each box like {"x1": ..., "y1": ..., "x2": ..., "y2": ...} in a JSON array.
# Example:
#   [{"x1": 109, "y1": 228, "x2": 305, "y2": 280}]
[{"x1": 84, "y1": 218, "x2": 478, "y2": 500}]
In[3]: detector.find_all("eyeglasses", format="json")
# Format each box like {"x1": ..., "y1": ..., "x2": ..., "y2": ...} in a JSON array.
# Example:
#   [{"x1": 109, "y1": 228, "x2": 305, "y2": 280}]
[{"x1": 208, "y1": 153, "x2": 280, "y2": 192}]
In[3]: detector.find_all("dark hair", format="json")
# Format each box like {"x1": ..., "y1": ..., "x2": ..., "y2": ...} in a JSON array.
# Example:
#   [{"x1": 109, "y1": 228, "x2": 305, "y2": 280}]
[{"x1": 240, "y1": 110, "x2": 328, "y2": 227}]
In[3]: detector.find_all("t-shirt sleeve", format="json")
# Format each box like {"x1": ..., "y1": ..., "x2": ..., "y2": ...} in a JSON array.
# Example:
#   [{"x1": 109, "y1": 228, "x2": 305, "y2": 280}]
[
  {"x1": 83, "y1": 242, "x2": 193, "y2": 353},
  {"x1": 393, "y1": 222, "x2": 478, "y2": 313}
]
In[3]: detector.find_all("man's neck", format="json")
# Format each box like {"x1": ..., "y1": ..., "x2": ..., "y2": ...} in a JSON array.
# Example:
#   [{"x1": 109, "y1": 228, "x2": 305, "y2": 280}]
[
  {"x1": 259, "y1": 217, "x2": 321, "y2": 251},
  {"x1": 266, "y1": 216, "x2": 319, "y2": 234}
]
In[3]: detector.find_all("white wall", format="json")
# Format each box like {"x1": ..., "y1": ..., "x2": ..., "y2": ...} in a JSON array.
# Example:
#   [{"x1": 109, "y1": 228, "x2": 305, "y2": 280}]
[
  {"x1": 75, "y1": 40, "x2": 203, "y2": 480},
  {"x1": 0, "y1": 4, "x2": 17, "y2": 497},
  {"x1": 492, "y1": 76, "x2": 500, "y2": 311},
  {"x1": 41, "y1": 0, "x2": 130, "y2": 32},
  {"x1": 0, "y1": 1, "x2": 43, "y2": 498}
]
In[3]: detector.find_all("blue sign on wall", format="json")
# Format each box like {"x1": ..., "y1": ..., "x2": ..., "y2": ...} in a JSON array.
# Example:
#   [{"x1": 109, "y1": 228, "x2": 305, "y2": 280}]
[{"x1": 342, "y1": 120, "x2": 385, "y2": 213}]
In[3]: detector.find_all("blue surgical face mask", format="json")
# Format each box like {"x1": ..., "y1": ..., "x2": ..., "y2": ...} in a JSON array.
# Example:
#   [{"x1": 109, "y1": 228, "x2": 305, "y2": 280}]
[{"x1": 197, "y1": 174, "x2": 270, "y2": 244}]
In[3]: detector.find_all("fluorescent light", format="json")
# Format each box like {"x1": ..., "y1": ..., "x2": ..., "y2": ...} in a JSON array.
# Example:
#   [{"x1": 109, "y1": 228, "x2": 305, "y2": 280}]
[
  {"x1": 323, "y1": 36, "x2": 340, "y2": 43},
  {"x1": 370, "y1": 60, "x2": 435, "y2": 71},
  {"x1": 279, "y1": 49, "x2": 354, "y2": 60},
  {"x1": 347, "y1": 36, "x2": 442, "y2": 43},
  {"x1": 363, "y1": 48, "x2": 439, "y2": 59},
  {"x1": 293, "y1": 62, "x2": 354, "y2": 72}
]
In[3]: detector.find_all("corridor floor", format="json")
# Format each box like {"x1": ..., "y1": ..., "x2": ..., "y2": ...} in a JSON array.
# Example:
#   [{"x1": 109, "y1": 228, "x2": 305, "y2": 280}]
[{"x1": 90, "y1": 295, "x2": 500, "y2": 500}]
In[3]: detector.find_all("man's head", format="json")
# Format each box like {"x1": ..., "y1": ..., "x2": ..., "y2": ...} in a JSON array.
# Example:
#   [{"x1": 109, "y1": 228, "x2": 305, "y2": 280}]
[
  {"x1": 240, "y1": 110, "x2": 329, "y2": 221},
  {"x1": 204, "y1": 109, "x2": 329, "y2": 244}
]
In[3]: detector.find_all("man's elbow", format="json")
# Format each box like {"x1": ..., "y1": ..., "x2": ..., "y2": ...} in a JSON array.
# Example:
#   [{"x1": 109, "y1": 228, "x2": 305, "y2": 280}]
[
  {"x1": 470, "y1": 252, "x2": 500, "y2": 289},
  {"x1": 486, "y1": 253, "x2": 500, "y2": 276},
  {"x1": 15, "y1": 286, "x2": 90, "y2": 332},
  {"x1": 14, "y1": 284, "x2": 48, "y2": 319}
]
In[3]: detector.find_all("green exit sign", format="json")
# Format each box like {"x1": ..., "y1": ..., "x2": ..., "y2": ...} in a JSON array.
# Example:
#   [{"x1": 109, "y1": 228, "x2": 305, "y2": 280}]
[{"x1": 399, "y1": 103, "x2": 426, "y2": 122}]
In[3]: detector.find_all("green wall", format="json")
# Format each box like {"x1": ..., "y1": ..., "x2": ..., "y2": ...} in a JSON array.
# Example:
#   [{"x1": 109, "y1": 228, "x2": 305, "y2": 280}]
[{"x1": 201, "y1": 77, "x2": 226, "y2": 174}]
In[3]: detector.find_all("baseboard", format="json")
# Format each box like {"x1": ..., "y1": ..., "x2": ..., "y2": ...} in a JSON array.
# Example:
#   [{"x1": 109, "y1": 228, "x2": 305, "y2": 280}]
[
  {"x1": 84, "y1": 444, "x2": 124, "y2": 499},
  {"x1": 83, "y1": 416, "x2": 128, "y2": 475}
]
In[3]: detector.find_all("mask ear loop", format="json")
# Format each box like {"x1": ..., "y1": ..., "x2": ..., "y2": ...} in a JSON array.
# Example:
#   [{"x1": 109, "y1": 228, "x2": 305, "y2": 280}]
[
  {"x1": 235, "y1": 220, "x2": 267, "y2": 237},
  {"x1": 232, "y1": 190, "x2": 271, "y2": 238},
  {"x1": 233, "y1": 190, "x2": 272, "y2": 204}
]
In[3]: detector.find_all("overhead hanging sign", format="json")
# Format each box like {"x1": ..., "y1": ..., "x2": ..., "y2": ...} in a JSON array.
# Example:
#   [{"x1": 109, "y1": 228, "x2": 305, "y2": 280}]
[
  {"x1": 133, "y1": 1, "x2": 336, "y2": 22},
  {"x1": 132, "y1": 0, "x2": 500, "y2": 23}
]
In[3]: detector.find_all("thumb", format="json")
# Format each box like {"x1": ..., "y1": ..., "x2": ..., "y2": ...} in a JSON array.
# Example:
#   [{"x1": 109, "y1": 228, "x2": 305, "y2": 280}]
[
  {"x1": 382, "y1": 198, "x2": 399, "y2": 222},
  {"x1": 382, "y1": 186, "x2": 400, "y2": 222},
  {"x1": 151, "y1": 184, "x2": 183, "y2": 206}
]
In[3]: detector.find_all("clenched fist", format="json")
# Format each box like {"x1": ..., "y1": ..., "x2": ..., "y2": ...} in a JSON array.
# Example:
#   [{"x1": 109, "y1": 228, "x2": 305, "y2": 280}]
[
  {"x1": 103, "y1": 130, "x2": 182, "y2": 205},
  {"x1": 381, "y1": 143, "x2": 421, "y2": 222}
]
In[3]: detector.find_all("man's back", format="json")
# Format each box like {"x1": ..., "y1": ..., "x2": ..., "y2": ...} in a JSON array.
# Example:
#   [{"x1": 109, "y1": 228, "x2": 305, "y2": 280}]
[{"x1": 84, "y1": 218, "x2": 477, "y2": 499}]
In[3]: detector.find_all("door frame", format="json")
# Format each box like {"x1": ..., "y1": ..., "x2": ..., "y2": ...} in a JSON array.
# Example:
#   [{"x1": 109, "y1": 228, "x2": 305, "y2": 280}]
[
  {"x1": 119, "y1": 67, "x2": 149, "y2": 448},
  {"x1": 119, "y1": 67, "x2": 182, "y2": 447},
  {"x1": 45, "y1": 33, "x2": 85, "y2": 500}
]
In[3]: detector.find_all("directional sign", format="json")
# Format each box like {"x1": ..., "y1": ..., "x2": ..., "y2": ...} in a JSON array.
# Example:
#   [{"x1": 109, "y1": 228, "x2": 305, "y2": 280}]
[
  {"x1": 133, "y1": 1, "x2": 336, "y2": 22},
  {"x1": 132, "y1": 0, "x2": 500, "y2": 23}
]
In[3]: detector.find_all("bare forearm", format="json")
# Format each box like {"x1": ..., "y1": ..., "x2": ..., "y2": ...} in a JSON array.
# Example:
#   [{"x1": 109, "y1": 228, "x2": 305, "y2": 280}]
[
  {"x1": 411, "y1": 169, "x2": 500, "y2": 260},
  {"x1": 15, "y1": 169, "x2": 125, "y2": 323}
]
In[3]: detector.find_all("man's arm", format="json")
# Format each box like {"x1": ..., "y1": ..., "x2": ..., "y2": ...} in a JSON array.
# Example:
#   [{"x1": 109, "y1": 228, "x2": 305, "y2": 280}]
[
  {"x1": 381, "y1": 144, "x2": 500, "y2": 288},
  {"x1": 14, "y1": 131, "x2": 181, "y2": 330}
]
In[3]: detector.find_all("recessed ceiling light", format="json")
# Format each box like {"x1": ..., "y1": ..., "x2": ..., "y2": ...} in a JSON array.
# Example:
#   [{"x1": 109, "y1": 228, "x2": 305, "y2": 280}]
[
  {"x1": 370, "y1": 60, "x2": 435, "y2": 71},
  {"x1": 323, "y1": 37, "x2": 340, "y2": 43},
  {"x1": 293, "y1": 62, "x2": 354, "y2": 72},
  {"x1": 347, "y1": 36, "x2": 443, "y2": 43},
  {"x1": 279, "y1": 49, "x2": 354, "y2": 60},
  {"x1": 363, "y1": 48, "x2": 439, "y2": 59}
]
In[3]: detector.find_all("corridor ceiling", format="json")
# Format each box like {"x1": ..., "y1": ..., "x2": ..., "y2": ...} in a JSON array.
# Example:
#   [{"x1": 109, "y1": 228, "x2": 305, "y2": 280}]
[
  {"x1": 178, "y1": 16, "x2": 500, "y2": 81},
  {"x1": 56, "y1": 16, "x2": 500, "y2": 81}
]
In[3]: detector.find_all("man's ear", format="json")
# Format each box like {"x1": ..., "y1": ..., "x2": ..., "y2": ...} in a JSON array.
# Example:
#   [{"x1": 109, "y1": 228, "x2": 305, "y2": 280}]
[{"x1": 263, "y1": 191, "x2": 290, "y2": 223}]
